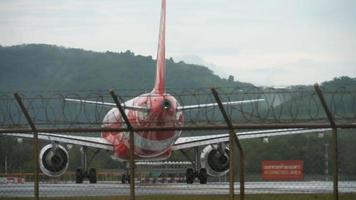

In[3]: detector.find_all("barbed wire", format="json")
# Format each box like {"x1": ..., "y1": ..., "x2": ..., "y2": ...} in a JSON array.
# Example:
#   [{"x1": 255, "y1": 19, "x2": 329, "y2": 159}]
[{"x1": 0, "y1": 87, "x2": 355, "y2": 129}]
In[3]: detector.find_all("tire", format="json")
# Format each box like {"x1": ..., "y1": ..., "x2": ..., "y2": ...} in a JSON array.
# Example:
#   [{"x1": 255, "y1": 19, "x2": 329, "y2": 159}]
[
  {"x1": 186, "y1": 168, "x2": 194, "y2": 184},
  {"x1": 127, "y1": 175, "x2": 131, "y2": 184},
  {"x1": 75, "y1": 168, "x2": 84, "y2": 184},
  {"x1": 198, "y1": 168, "x2": 207, "y2": 184},
  {"x1": 88, "y1": 168, "x2": 97, "y2": 184},
  {"x1": 121, "y1": 174, "x2": 127, "y2": 184}
]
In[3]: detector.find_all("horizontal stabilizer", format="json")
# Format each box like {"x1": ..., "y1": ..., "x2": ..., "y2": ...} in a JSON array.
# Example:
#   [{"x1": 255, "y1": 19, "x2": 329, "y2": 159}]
[
  {"x1": 177, "y1": 99, "x2": 265, "y2": 111},
  {"x1": 65, "y1": 98, "x2": 148, "y2": 111}
]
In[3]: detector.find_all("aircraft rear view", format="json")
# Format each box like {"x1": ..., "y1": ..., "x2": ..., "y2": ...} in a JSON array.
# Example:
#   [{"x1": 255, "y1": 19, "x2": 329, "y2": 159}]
[
  {"x1": 100, "y1": 0, "x2": 184, "y2": 161},
  {"x1": 6, "y1": 0, "x2": 330, "y2": 187}
]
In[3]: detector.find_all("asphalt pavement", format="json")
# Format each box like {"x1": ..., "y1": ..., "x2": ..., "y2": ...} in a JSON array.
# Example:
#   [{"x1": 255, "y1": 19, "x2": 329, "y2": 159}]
[{"x1": 0, "y1": 181, "x2": 355, "y2": 197}]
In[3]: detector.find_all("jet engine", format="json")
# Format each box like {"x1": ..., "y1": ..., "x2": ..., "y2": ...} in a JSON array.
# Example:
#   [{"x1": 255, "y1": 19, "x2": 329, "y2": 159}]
[
  {"x1": 39, "y1": 144, "x2": 69, "y2": 177},
  {"x1": 200, "y1": 144, "x2": 230, "y2": 177}
]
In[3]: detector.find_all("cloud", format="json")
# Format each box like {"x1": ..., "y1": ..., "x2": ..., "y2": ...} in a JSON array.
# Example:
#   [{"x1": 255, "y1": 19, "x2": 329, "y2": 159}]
[
  {"x1": 209, "y1": 55, "x2": 356, "y2": 86},
  {"x1": 1, "y1": 0, "x2": 355, "y2": 86}
]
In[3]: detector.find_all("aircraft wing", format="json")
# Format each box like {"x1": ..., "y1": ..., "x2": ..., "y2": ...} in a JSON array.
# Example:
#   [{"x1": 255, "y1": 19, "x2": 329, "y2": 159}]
[
  {"x1": 172, "y1": 128, "x2": 331, "y2": 150},
  {"x1": 177, "y1": 99, "x2": 264, "y2": 111},
  {"x1": 2, "y1": 128, "x2": 331, "y2": 152},
  {"x1": 2, "y1": 133, "x2": 113, "y2": 151}
]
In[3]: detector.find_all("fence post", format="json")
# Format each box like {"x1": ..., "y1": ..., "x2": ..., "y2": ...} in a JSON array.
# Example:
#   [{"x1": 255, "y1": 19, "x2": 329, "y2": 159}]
[
  {"x1": 109, "y1": 90, "x2": 135, "y2": 200},
  {"x1": 314, "y1": 84, "x2": 338, "y2": 200},
  {"x1": 14, "y1": 93, "x2": 39, "y2": 200},
  {"x1": 211, "y1": 88, "x2": 245, "y2": 200}
]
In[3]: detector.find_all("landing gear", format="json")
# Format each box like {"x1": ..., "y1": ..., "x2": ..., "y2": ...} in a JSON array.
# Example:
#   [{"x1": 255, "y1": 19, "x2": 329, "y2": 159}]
[
  {"x1": 121, "y1": 174, "x2": 130, "y2": 184},
  {"x1": 121, "y1": 162, "x2": 131, "y2": 184},
  {"x1": 183, "y1": 147, "x2": 208, "y2": 184},
  {"x1": 75, "y1": 168, "x2": 84, "y2": 184},
  {"x1": 185, "y1": 167, "x2": 207, "y2": 184},
  {"x1": 88, "y1": 168, "x2": 97, "y2": 183},
  {"x1": 75, "y1": 146, "x2": 99, "y2": 184},
  {"x1": 121, "y1": 174, "x2": 127, "y2": 184},
  {"x1": 198, "y1": 168, "x2": 207, "y2": 184},
  {"x1": 75, "y1": 168, "x2": 97, "y2": 184},
  {"x1": 186, "y1": 168, "x2": 194, "y2": 184}
]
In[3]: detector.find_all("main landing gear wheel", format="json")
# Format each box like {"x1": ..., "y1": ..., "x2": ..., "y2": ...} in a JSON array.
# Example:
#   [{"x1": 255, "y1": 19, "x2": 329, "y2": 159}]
[
  {"x1": 88, "y1": 168, "x2": 97, "y2": 184},
  {"x1": 75, "y1": 168, "x2": 84, "y2": 184},
  {"x1": 75, "y1": 168, "x2": 97, "y2": 183},
  {"x1": 198, "y1": 168, "x2": 207, "y2": 184},
  {"x1": 121, "y1": 174, "x2": 130, "y2": 184},
  {"x1": 121, "y1": 174, "x2": 126, "y2": 184},
  {"x1": 186, "y1": 168, "x2": 207, "y2": 184},
  {"x1": 186, "y1": 168, "x2": 195, "y2": 184}
]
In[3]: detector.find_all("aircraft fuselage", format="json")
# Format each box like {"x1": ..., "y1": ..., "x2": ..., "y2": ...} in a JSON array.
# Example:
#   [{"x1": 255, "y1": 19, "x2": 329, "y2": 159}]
[{"x1": 101, "y1": 93, "x2": 184, "y2": 161}]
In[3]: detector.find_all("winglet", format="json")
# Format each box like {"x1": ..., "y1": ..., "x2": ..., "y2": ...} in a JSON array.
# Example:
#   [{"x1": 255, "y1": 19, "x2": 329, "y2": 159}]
[{"x1": 152, "y1": 0, "x2": 166, "y2": 94}]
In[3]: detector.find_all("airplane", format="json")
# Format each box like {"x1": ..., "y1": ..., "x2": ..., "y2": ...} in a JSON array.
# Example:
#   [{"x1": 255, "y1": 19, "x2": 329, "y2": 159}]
[{"x1": 3, "y1": 0, "x2": 330, "y2": 184}]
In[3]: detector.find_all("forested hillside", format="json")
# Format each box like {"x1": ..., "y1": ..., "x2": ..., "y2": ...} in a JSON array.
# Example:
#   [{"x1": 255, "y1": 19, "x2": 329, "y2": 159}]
[{"x1": 0, "y1": 44, "x2": 253, "y2": 92}]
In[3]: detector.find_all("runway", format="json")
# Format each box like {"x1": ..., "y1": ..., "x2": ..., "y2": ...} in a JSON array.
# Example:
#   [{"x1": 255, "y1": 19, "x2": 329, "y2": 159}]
[{"x1": 1, "y1": 181, "x2": 355, "y2": 197}]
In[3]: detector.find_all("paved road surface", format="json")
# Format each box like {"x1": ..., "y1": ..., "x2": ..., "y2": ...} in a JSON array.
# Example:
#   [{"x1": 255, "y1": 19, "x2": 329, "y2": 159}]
[{"x1": 1, "y1": 181, "x2": 355, "y2": 197}]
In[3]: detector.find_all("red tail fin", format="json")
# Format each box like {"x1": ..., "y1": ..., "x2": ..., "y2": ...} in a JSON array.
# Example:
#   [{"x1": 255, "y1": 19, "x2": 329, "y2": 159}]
[{"x1": 152, "y1": 0, "x2": 166, "y2": 94}]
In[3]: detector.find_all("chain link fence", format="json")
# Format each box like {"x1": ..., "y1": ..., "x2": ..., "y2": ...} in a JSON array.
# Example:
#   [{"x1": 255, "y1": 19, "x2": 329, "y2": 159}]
[{"x1": 0, "y1": 86, "x2": 356, "y2": 200}]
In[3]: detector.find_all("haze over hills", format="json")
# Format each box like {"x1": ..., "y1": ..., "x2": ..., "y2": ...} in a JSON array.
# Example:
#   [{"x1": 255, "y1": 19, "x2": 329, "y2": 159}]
[{"x1": 0, "y1": 44, "x2": 256, "y2": 92}]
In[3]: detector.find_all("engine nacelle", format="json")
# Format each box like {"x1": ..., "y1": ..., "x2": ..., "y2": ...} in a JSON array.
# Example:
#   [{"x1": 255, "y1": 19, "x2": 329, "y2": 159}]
[
  {"x1": 39, "y1": 144, "x2": 69, "y2": 177},
  {"x1": 200, "y1": 144, "x2": 230, "y2": 177}
]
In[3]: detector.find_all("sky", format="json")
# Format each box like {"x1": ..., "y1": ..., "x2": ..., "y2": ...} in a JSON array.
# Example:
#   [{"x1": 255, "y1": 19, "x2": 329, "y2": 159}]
[{"x1": 0, "y1": 0, "x2": 355, "y2": 86}]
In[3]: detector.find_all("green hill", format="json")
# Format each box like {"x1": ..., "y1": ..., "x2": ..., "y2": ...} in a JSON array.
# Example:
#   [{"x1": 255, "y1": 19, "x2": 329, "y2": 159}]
[{"x1": 0, "y1": 44, "x2": 254, "y2": 92}]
